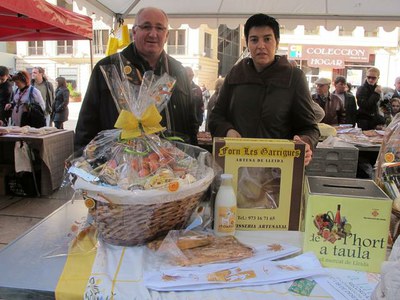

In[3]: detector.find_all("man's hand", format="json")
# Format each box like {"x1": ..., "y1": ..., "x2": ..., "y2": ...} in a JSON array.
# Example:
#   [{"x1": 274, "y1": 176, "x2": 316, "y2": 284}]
[
  {"x1": 226, "y1": 129, "x2": 241, "y2": 138},
  {"x1": 293, "y1": 135, "x2": 312, "y2": 166}
]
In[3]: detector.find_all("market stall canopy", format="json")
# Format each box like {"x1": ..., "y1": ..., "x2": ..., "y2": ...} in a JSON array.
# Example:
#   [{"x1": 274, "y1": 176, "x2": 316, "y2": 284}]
[
  {"x1": 82, "y1": 0, "x2": 400, "y2": 31},
  {"x1": 0, "y1": 0, "x2": 93, "y2": 41}
]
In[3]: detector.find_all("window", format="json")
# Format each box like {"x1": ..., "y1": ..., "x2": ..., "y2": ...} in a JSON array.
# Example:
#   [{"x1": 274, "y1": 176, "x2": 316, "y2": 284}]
[
  {"x1": 58, "y1": 68, "x2": 78, "y2": 89},
  {"x1": 365, "y1": 29, "x2": 378, "y2": 37},
  {"x1": 217, "y1": 25, "x2": 240, "y2": 76},
  {"x1": 338, "y1": 26, "x2": 352, "y2": 36},
  {"x1": 304, "y1": 26, "x2": 320, "y2": 35},
  {"x1": 204, "y1": 32, "x2": 212, "y2": 58},
  {"x1": 57, "y1": 0, "x2": 72, "y2": 10},
  {"x1": 167, "y1": 30, "x2": 186, "y2": 55},
  {"x1": 93, "y1": 30, "x2": 110, "y2": 55},
  {"x1": 57, "y1": 40, "x2": 73, "y2": 55},
  {"x1": 28, "y1": 41, "x2": 44, "y2": 55}
]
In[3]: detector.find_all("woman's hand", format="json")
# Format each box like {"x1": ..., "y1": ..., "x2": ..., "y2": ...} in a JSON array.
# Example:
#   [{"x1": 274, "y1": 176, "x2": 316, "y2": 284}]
[
  {"x1": 293, "y1": 135, "x2": 313, "y2": 166},
  {"x1": 226, "y1": 129, "x2": 241, "y2": 138},
  {"x1": 4, "y1": 103, "x2": 12, "y2": 111}
]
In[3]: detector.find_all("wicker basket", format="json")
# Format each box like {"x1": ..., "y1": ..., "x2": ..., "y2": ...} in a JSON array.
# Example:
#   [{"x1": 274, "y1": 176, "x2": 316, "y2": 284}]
[
  {"x1": 390, "y1": 208, "x2": 400, "y2": 247},
  {"x1": 80, "y1": 167, "x2": 214, "y2": 246}
]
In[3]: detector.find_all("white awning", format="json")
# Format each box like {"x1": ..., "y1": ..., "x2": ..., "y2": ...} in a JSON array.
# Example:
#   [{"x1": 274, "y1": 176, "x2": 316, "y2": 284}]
[{"x1": 81, "y1": 0, "x2": 400, "y2": 31}]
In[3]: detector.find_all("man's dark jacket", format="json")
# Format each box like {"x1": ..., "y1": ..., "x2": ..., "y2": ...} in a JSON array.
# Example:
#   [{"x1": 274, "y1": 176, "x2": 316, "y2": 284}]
[
  {"x1": 356, "y1": 80, "x2": 384, "y2": 130},
  {"x1": 0, "y1": 79, "x2": 13, "y2": 124},
  {"x1": 74, "y1": 44, "x2": 198, "y2": 150}
]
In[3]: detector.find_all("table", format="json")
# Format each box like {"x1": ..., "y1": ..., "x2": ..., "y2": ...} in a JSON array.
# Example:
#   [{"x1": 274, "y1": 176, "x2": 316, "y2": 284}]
[
  {"x1": 0, "y1": 200, "x2": 338, "y2": 299},
  {"x1": 0, "y1": 130, "x2": 74, "y2": 196}
]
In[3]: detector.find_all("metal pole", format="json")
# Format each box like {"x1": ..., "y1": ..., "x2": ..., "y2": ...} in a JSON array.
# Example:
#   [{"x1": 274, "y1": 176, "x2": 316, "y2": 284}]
[{"x1": 89, "y1": 39, "x2": 94, "y2": 71}]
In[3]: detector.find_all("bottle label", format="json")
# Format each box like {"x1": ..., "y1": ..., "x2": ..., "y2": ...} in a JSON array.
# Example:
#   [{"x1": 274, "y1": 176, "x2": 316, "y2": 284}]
[{"x1": 216, "y1": 206, "x2": 237, "y2": 233}]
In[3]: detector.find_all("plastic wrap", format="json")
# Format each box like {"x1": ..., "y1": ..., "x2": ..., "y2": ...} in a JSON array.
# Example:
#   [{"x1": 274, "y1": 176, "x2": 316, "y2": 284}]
[
  {"x1": 375, "y1": 113, "x2": 400, "y2": 201},
  {"x1": 147, "y1": 230, "x2": 254, "y2": 267},
  {"x1": 65, "y1": 54, "x2": 216, "y2": 246}
]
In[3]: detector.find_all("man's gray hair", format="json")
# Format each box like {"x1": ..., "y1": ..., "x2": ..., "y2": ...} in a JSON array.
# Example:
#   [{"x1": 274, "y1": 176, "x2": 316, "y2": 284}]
[{"x1": 135, "y1": 7, "x2": 169, "y2": 25}]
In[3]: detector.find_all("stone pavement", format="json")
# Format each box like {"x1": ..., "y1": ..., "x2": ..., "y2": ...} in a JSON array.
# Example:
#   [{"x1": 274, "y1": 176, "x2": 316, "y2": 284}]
[
  {"x1": 0, "y1": 102, "x2": 81, "y2": 250},
  {"x1": 0, "y1": 186, "x2": 74, "y2": 250}
]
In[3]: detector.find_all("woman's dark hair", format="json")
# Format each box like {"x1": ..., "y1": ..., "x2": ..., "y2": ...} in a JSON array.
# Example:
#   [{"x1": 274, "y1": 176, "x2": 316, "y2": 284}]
[
  {"x1": 244, "y1": 14, "x2": 280, "y2": 45},
  {"x1": 0, "y1": 66, "x2": 9, "y2": 77},
  {"x1": 56, "y1": 76, "x2": 67, "y2": 88},
  {"x1": 11, "y1": 70, "x2": 30, "y2": 85}
]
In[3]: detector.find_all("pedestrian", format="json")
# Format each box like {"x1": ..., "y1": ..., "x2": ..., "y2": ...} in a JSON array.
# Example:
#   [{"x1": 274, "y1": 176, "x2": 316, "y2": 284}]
[
  {"x1": 185, "y1": 66, "x2": 203, "y2": 131},
  {"x1": 356, "y1": 67, "x2": 385, "y2": 130},
  {"x1": 52, "y1": 77, "x2": 69, "y2": 129},
  {"x1": 74, "y1": 7, "x2": 197, "y2": 150},
  {"x1": 312, "y1": 77, "x2": 346, "y2": 126},
  {"x1": 392, "y1": 76, "x2": 400, "y2": 99},
  {"x1": 0, "y1": 66, "x2": 13, "y2": 126},
  {"x1": 332, "y1": 76, "x2": 357, "y2": 126},
  {"x1": 208, "y1": 13, "x2": 319, "y2": 166},
  {"x1": 205, "y1": 77, "x2": 224, "y2": 131},
  {"x1": 31, "y1": 66, "x2": 55, "y2": 127},
  {"x1": 200, "y1": 83, "x2": 210, "y2": 107},
  {"x1": 4, "y1": 70, "x2": 45, "y2": 127},
  {"x1": 390, "y1": 98, "x2": 400, "y2": 117}
]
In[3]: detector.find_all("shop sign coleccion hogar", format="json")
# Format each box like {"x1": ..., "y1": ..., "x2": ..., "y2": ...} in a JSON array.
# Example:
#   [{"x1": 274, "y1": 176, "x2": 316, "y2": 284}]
[{"x1": 288, "y1": 45, "x2": 370, "y2": 68}]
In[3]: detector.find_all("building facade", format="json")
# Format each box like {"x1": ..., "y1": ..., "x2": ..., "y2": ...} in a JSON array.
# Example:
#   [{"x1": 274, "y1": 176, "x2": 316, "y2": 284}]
[{"x1": 1, "y1": 0, "x2": 400, "y2": 97}]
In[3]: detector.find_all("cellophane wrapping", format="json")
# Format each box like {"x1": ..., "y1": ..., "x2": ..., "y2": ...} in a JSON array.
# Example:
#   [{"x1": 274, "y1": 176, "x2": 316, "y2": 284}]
[{"x1": 65, "y1": 54, "x2": 216, "y2": 245}]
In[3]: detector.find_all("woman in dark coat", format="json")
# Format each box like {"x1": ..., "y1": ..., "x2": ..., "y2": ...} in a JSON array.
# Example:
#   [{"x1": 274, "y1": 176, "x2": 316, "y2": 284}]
[{"x1": 52, "y1": 77, "x2": 69, "y2": 129}]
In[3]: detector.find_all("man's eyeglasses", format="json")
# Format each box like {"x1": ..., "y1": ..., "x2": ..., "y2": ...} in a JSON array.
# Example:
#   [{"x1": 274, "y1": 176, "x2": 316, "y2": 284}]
[
  {"x1": 367, "y1": 76, "x2": 377, "y2": 80},
  {"x1": 135, "y1": 24, "x2": 167, "y2": 33}
]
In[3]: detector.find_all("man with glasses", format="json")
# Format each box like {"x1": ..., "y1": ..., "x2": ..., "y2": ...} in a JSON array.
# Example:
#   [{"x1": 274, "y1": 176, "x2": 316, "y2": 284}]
[
  {"x1": 0, "y1": 66, "x2": 13, "y2": 126},
  {"x1": 356, "y1": 67, "x2": 385, "y2": 130},
  {"x1": 311, "y1": 77, "x2": 345, "y2": 125},
  {"x1": 75, "y1": 7, "x2": 198, "y2": 150}
]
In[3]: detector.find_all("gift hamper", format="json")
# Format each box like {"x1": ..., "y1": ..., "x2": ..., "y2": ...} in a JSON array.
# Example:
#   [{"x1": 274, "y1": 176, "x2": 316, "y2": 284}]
[
  {"x1": 375, "y1": 113, "x2": 400, "y2": 244},
  {"x1": 66, "y1": 55, "x2": 215, "y2": 246}
]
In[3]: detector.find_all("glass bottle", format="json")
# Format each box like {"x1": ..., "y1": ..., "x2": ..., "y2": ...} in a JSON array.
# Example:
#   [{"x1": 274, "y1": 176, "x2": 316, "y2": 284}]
[{"x1": 214, "y1": 174, "x2": 237, "y2": 236}]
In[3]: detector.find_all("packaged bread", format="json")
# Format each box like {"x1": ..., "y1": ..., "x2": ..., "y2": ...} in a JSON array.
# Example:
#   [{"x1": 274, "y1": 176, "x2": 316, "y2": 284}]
[{"x1": 148, "y1": 231, "x2": 254, "y2": 266}]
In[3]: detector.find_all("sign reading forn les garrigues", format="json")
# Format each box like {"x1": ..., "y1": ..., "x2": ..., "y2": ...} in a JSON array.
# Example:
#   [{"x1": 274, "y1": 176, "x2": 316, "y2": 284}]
[{"x1": 288, "y1": 45, "x2": 370, "y2": 68}]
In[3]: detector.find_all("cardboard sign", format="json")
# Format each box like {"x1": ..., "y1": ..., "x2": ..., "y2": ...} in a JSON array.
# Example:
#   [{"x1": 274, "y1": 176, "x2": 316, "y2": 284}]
[{"x1": 213, "y1": 138, "x2": 306, "y2": 231}]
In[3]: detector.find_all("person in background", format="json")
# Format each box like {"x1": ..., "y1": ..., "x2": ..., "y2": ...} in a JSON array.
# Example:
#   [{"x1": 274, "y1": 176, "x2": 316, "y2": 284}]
[
  {"x1": 75, "y1": 7, "x2": 197, "y2": 150},
  {"x1": 392, "y1": 76, "x2": 400, "y2": 99},
  {"x1": 52, "y1": 77, "x2": 69, "y2": 129},
  {"x1": 200, "y1": 83, "x2": 210, "y2": 107},
  {"x1": 332, "y1": 76, "x2": 357, "y2": 126},
  {"x1": 290, "y1": 61, "x2": 324, "y2": 122},
  {"x1": 4, "y1": 71, "x2": 45, "y2": 126},
  {"x1": 205, "y1": 77, "x2": 224, "y2": 131},
  {"x1": 310, "y1": 99, "x2": 325, "y2": 123},
  {"x1": 209, "y1": 13, "x2": 319, "y2": 166},
  {"x1": 0, "y1": 66, "x2": 13, "y2": 126},
  {"x1": 390, "y1": 98, "x2": 400, "y2": 118},
  {"x1": 356, "y1": 67, "x2": 385, "y2": 130},
  {"x1": 312, "y1": 77, "x2": 346, "y2": 125},
  {"x1": 346, "y1": 82, "x2": 353, "y2": 94},
  {"x1": 31, "y1": 67, "x2": 54, "y2": 127},
  {"x1": 185, "y1": 66, "x2": 203, "y2": 131}
]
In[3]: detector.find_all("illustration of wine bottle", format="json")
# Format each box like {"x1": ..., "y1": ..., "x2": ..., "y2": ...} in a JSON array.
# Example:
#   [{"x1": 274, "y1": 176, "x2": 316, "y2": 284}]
[{"x1": 334, "y1": 204, "x2": 341, "y2": 229}]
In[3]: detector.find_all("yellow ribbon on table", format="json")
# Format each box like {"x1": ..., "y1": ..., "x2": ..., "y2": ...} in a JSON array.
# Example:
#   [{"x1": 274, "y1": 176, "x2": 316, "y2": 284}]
[
  {"x1": 114, "y1": 104, "x2": 165, "y2": 140},
  {"x1": 55, "y1": 226, "x2": 98, "y2": 299}
]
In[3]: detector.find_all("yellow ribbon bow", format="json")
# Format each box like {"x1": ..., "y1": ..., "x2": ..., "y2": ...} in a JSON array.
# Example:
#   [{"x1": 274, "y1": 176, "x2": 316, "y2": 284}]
[{"x1": 114, "y1": 104, "x2": 165, "y2": 139}]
